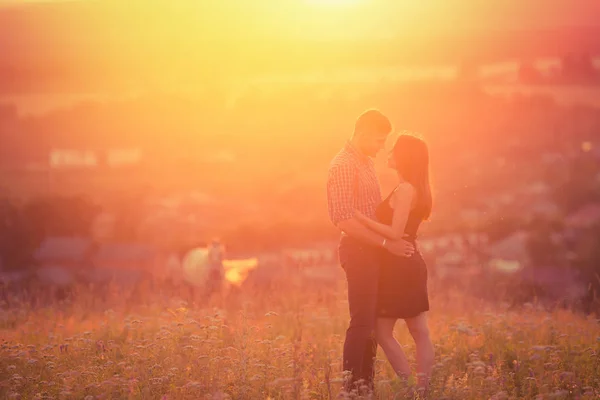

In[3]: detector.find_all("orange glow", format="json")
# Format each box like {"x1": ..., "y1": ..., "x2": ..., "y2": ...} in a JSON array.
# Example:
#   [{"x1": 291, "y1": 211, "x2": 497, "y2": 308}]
[
  {"x1": 2, "y1": 0, "x2": 600, "y2": 293},
  {"x1": 223, "y1": 259, "x2": 259, "y2": 287},
  {"x1": 305, "y1": 0, "x2": 362, "y2": 7},
  {"x1": 6, "y1": 0, "x2": 589, "y2": 97},
  {"x1": 181, "y1": 248, "x2": 257, "y2": 287}
]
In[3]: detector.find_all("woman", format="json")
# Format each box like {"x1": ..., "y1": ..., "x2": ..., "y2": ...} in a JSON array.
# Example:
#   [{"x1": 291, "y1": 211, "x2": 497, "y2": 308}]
[{"x1": 355, "y1": 133, "x2": 435, "y2": 396}]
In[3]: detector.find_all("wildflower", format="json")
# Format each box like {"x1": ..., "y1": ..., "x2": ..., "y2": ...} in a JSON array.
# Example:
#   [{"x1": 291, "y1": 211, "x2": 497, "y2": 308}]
[
  {"x1": 183, "y1": 381, "x2": 202, "y2": 389},
  {"x1": 549, "y1": 390, "x2": 570, "y2": 398},
  {"x1": 210, "y1": 391, "x2": 230, "y2": 400},
  {"x1": 559, "y1": 371, "x2": 574, "y2": 381},
  {"x1": 490, "y1": 391, "x2": 508, "y2": 400}
]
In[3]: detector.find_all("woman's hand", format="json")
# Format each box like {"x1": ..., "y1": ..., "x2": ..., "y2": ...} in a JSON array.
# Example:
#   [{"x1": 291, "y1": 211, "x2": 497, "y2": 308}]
[{"x1": 354, "y1": 209, "x2": 368, "y2": 222}]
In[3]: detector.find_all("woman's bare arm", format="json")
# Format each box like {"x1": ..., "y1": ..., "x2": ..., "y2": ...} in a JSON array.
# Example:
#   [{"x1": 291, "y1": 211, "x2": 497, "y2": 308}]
[{"x1": 355, "y1": 183, "x2": 415, "y2": 240}]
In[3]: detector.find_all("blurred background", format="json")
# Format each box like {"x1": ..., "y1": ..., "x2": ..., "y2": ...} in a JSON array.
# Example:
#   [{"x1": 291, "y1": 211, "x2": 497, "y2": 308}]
[{"x1": 1, "y1": 0, "x2": 600, "y2": 311}]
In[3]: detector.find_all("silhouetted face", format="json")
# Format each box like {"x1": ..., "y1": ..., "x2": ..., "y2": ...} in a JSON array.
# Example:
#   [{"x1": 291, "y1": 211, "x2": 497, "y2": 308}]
[
  {"x1": 357, "y1": 131, "x2": 389, "y2": 157},
  {"x1": 386, "y1": 144, "x2": 397, "y2": 169}
]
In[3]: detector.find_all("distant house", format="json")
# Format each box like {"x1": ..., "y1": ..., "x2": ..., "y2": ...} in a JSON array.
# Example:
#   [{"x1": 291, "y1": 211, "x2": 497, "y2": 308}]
[
  {"x1": 89, "y1": 243, "x2": 158, "y2": 286},
  {"x1": 541, "y1": 152, "x2": 565, "y2": 165},
  {"x1": 460, "y1": 208, "x2": 487, "y2": 226},
  {"x1": 436, "y1": 251, "x2": 464, "y2": 268},
  {"x1": 254, "y1": 251, "x2": 282, "y2": 266},
  {"x1": 34, "y1": 236, "x2": 92, "y2": 265},
  {"x1": 33, "y1": 236, "x2": 93, "y2": 286},
  {"x1": 430, "y1": 235, "x2": 454, "y2": 250},
  {"x1": 530, "y1": 200, "x2": 561, "y2": 218},
  {"x1": 0, "y1": 270, "x2": 30, "y2": 286},
  {"x1": 526, "y1": 181, "x2": 550, "y2": 196},
  {"x1": 92, "y1": 243, "x2": 156, "y2": 269},
  {"x1": 486, "y1": 231, "x2": 529, "y2": 270},
  {"x1": 49, "y1": 149, "x2": 98, "y2": 169},
  {"x1": 565, "y1": 203, "x2": 600, "y2": 229}
]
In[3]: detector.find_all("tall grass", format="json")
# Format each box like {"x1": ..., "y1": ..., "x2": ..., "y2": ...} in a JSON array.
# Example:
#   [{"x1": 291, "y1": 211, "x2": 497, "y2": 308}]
[{"x1": 1, "y1": 278, "x2": 599, "y2": 399}]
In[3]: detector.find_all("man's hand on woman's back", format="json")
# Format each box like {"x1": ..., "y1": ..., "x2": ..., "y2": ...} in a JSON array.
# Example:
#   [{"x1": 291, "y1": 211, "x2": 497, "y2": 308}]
[{"x1": 384, "y1": 238, "x2": 415, "y2": 258}]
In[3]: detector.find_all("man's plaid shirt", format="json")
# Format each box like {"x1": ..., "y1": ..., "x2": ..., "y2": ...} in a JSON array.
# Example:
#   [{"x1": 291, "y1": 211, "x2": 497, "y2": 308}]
[{"x1": 327, "y1": 141, "x2": 382, "y2": 227}]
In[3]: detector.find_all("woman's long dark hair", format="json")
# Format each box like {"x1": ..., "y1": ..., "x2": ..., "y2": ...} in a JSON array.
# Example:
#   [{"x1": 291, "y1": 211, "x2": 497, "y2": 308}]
[{"x1": 392, "y1": 134, "x2": 432, "y2": 220}]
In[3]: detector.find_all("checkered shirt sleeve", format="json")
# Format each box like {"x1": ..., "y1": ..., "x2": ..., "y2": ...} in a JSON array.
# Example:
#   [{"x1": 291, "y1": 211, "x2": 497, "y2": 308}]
[{"x1": 327, "y1": 162, "x2": 355, "y2": 226}]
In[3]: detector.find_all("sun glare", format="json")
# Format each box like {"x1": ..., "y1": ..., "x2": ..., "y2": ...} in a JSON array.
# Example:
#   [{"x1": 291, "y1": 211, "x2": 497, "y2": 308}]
[{"x1": 305, "y1": 0, "x2": 362, "y2": 7}]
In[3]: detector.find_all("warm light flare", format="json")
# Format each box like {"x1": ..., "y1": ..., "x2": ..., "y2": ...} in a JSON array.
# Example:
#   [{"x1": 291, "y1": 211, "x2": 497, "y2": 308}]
[
  {"x1": 305, "y1": 0, "x2": 362, "y2": 7},
  {"x1": 181, "y1": 247, "x2": 258, "y2": 287},
  {"x1": 223, "y1": 258, "x2": 259, "y2": 287}
]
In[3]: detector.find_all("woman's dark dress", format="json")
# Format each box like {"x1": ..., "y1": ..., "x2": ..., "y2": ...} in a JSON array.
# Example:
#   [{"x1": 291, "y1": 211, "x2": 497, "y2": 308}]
[{"x1": 375, "y1": 188, "x2": 430, "y2": 319}]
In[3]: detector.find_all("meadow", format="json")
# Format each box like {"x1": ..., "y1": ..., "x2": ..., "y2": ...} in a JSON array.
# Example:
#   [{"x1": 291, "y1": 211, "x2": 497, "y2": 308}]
[{"x1": 1, "y1": 278, "x2": 599, "y2": 400}]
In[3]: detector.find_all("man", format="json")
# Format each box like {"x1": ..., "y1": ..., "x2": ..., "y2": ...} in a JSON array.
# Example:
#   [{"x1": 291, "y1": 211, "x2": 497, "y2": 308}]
[{"x1": 326, "y1": 109, "x2": 415, "y2": 393}]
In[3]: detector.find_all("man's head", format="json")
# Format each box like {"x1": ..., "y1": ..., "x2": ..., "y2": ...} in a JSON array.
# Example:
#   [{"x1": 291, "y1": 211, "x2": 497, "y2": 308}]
[{"x1": 351, "y1": 109, "x2": 393, "y2": 157}]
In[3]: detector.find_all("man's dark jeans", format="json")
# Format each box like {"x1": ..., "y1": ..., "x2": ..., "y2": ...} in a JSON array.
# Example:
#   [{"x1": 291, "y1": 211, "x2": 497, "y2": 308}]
[{"x1": 339, "y1": 236, "x2": 380, "y2": 389}]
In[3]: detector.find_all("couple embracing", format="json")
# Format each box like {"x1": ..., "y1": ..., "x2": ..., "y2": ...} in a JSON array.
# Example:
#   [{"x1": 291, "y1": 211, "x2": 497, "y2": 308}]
[{"x1": 327, "y1": 110, "x2": 435, "y2": 397}]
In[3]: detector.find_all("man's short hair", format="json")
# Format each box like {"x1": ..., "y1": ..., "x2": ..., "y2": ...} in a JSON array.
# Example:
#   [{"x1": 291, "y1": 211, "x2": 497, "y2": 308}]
[{"x1": 354, "y1": 109, "x2": 392, "y2": 136}]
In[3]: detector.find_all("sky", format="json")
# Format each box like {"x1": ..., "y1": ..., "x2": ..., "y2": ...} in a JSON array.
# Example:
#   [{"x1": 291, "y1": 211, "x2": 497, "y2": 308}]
[
  {"x1": 0, "y1": 1, "x2": 599, "y2": 38},
  {"x1": 0, "y1": 0, "x2": 599, "y2": 29},
  {"x1": 1, "y1": 0, "x2": 599, "y2": 96}
]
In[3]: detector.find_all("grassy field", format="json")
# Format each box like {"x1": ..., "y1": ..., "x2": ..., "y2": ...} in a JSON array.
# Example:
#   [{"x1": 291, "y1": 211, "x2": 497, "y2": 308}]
[{"x1": 1, "y1": 279, "x2": 599, "y2": 400}]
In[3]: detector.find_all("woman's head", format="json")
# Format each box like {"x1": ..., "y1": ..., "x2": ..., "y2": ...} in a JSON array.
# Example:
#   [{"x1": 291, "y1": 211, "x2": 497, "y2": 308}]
[{"x1": 388, "y1": 134, "x2": 432, "y2": 219}]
